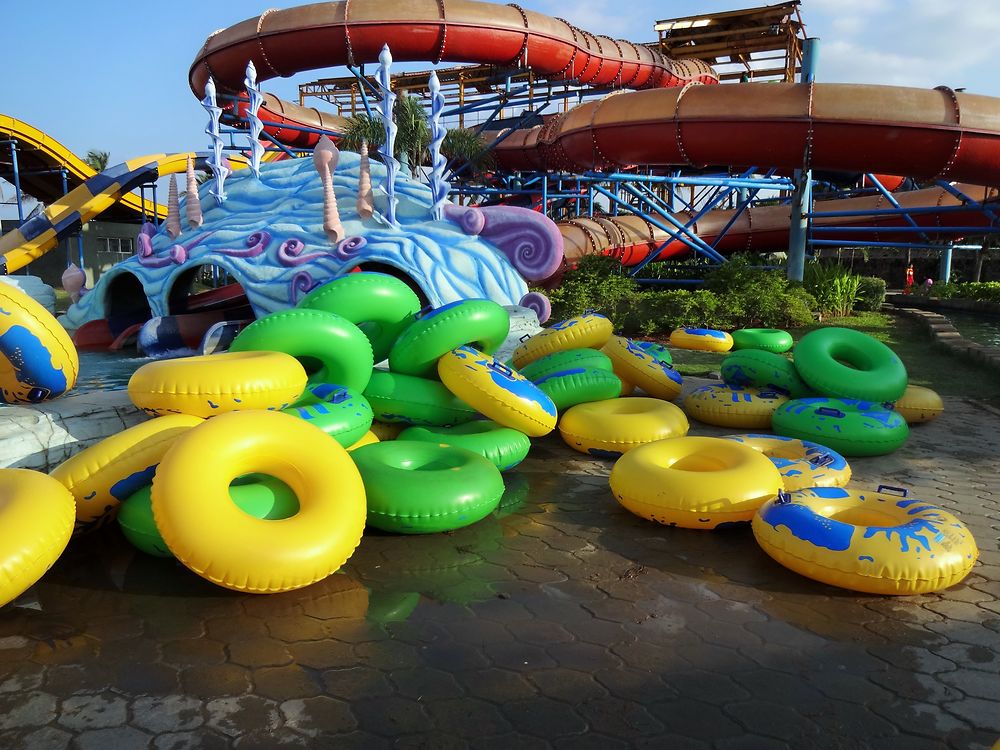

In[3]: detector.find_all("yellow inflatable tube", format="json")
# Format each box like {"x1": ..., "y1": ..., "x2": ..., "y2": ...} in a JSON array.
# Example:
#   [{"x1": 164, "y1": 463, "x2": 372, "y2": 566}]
[
  {"x1": 559, "y1": 397, "x2": 688, "y2": 457},
  {"x1": 152, "y1": 411, "x2": 367, "y2": 593},
  {"x1": 610, "y1": 436, "x2": 782, "y2": 529},
  {"x1": 50, "y1": 414, "x2": 203, "y2": 534},
  {"x1": 893, "y1": 385, "x2": 944, "y2": 424},
  {"x1": 438, "y1": 346, "x2": 557, "y2": 437},
  {"x1": 512, "y1": 312, "x2": 613, "y2": 369},
  {"x1": 753, "y1": 486, "x2": 978, "y2": 594},
  {"x1": 128, "y1": 350, "x2": 307, "y2": 418},
  {"x1": 0, "y1": 283, "x2": 78, "y2": 403},
  {"x1": 669, "y1": 327, "x2": 733, "y2": 352},
  {"x1": 723, "y1": 434, "x2": 851, "y2": 492},
  {"x1": 0, "y1": 469, "x2": 75, "y2": 606},
  {"x1": 602, "y1": 336, "x2": 683, "y2": 400},
  {"x1": 684, "y1": 385, "x2": 788, "y2": 429}
]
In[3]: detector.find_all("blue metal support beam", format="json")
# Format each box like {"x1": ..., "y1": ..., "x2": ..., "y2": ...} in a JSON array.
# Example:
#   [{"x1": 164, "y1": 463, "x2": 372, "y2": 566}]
[
  {"x1": 598, "y1": 184, "x2": 727, "y2": 264},
  {"x1": 9, "y1": 139, "x2": 24, "y2": 224},
  {"x1": 347, "y1": 65, "x2": 376, "y2": 118},
  {"x1": 935, "y1": 180, "x2": 1000, "y2": 224},
  {"x1": 788, "y1": 37, "x2": 819, "y2": 281},
  {"x1": 862, "y1": 172, "x2": 931, "y2": 244},
  {"x1": 939, "y1": 244, "x2": 953, "y2": 282}
]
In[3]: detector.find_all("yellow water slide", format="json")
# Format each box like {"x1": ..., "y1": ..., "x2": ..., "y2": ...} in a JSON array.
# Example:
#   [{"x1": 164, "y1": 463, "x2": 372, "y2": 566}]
[{"x1": 0, "y1": 114, "x2": 167, "y2": 220}]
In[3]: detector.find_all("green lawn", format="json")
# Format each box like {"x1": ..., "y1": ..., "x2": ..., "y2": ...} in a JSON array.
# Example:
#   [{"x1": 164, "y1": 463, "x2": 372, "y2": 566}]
[{"x1": 649, "y1": 312, "x2": 1000, "y2": 400}]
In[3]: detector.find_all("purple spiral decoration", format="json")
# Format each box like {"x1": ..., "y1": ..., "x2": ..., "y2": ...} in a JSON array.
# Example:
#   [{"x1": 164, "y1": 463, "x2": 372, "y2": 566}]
[
  {"x1": 136, "y1": 232, "x2": 153, "y2": 258},
  {"x1": 168, "y1": 244, "x2": 187, "y2": 264},
  {"x1": 216, "y1": 230, "x2": 271, "y2": 259},
  {"x1": 334, "y1": 235, "x2": 367, "y2": 261},
  {"x1": 477, "y1": 206, "x2": 564, "y2": 281},
  {"x1": 139, "y1": 222, "x2": 157, "y2": 238},
  {"x1": 136, "y1": 233, "x2": 183, "y2": 268},
  {"x1": 443, "y1": 204, "x2": 485, "y2": 235},
  {"x1": 135, "y1": 229, "x2": 213, "y2": 268},
  {"x1": 519, "y1": 291, "x2": 552, "y2": 324},
  {"x1": 289, "y1": 271, "x2": 318, "y2": 304},
  {"x1": 278, "y1": 237, "x2": 335, "y2": 266}
]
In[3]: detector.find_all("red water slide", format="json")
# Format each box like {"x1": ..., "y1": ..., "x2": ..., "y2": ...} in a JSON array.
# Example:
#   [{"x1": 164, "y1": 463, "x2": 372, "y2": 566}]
[
  {"x1": 189, "y1": 0, "x2": 716, "y2": 148},
  {"x1": 189, "y1": 0, "x2": 1000, "y2": 259}
]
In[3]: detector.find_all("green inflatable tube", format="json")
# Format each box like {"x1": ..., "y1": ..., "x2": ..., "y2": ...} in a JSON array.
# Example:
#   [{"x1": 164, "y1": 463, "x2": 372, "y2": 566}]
[
  {"x1": 771, "y1": 397, "x2": 909, "y2": 457},
  {"x1": 352, "y1": 441, "x2": 504, "y2": 533},
  {"x1": 364, "y1": 370, "x2": 478, "y2": 426},
  {"x1": 231, "y1": 308, "x2": 374, "y2": 392},
  {"x1": 721, "y1": 349, "x2": 812, "y2": 398},
  {"x1": 794, "y1": 327, "x2": 907, "y2": 402},
  {"x1": 731, "y1": 328, "x2": 793, "y2": 353},
  {"x1": 118, "y1": 474, "x2": 300, "y2": 557},
  {"x1": 399, "y1": 420, "x2": 531, "y2": 471},
  {"x1": 282, "y1": 385, "x2": 373, "y2": 447},
  {"x1": 298, "y1": 272, "x2": 422, "y2": 363},
  {"x1": 519, "y1": 348, "x2": 614, "y2": 381},
  {"x1": 388, "y1": 299, "x2": 510, "y2": 377},
  {"x1": 534, "y1": 367, "x2": 622, "y2": 412}
]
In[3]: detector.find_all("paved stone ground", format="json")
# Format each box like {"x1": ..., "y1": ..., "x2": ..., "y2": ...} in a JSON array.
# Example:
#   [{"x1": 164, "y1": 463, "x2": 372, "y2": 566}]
[{"x1": 1, "y1": 381, "x2": 998, "y2": 749}]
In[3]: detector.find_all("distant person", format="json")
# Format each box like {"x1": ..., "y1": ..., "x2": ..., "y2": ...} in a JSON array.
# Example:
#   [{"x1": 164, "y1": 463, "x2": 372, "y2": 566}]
[{"x1": 904, "y1": 264, "x2": 914, "y2": 294}]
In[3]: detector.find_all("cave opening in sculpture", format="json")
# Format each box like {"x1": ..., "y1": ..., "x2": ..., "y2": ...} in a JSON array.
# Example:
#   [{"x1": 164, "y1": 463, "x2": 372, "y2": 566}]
[
  {"x1": 167, "y1": 263, "x2": 249, "y2": 316},
  {"x1": 105, "y1": 272, "x2": 153, "y2": 327}
]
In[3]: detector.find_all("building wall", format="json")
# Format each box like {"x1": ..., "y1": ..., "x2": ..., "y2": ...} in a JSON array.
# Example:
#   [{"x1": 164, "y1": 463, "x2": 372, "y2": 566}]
[{"x1": 1, "y1": 219, "x2": 143, "y2": 288}]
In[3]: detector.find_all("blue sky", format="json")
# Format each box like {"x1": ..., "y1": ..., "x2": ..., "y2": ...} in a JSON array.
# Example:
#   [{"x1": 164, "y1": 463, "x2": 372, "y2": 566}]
[{"x1": 3, "y1": 0, "x2": 1000, "y2": 217}]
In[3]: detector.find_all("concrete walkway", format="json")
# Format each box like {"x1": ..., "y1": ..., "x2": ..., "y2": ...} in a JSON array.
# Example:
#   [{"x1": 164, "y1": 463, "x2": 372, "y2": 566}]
[{"x1": 0, "y1": 380, "x2": 997, "y2": 749}]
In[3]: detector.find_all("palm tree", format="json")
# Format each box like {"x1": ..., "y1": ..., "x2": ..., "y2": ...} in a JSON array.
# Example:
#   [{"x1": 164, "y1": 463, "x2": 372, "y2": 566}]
[
  {"x1": 338, "y1": 94, "x2": 430, "y2": 171},
  {"x1": 442, "y1": 128, "x2": 495, "y2": 178},
  {"x1": 84, "y1": 149, "x2": 110, "y2": 172}
]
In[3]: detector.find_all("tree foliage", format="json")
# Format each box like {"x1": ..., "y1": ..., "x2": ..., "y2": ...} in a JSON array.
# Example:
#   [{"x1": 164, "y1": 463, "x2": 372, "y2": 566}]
[{"x1": 84, "y1": 149, "x2": 110, "y2": 172}]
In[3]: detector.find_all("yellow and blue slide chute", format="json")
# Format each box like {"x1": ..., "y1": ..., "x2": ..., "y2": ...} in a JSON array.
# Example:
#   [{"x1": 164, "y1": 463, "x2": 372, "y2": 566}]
[{"x1": 0, "y1": 151, "x2": 247, "y2": 274}]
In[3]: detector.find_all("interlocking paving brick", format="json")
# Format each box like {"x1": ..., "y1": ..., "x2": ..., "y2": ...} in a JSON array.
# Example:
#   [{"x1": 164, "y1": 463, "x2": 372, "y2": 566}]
[
  {"x1": 205, "y1": 696, "x2": 280, "y2": 738},
  {"x1": 252, "y1": 665, "x2": 323, "y2": 702},
  {"x1": 14, "y1": 726, "x2": 72, "y2": 750},
  {"x1": 75, "y1": 726, "x2": 153, "y2": 750},
  {"x1": 280, "y1": 696, "x2": 357, "y2": 736},
  {"x1": 162, "y1": 639, "x2": 227, "y2": 667},
  {"x1": 59, "y1": 692, "x2": 128, "y2": 730},
  {"x1": 424, "y1": 697, "x2": 512, "y2": 738},
  {"x1": 648, "y1": 699, "x2": 744, "y2": 741},
  {"x1": 226, "y1": 638, "x2": 292, "y2": 668},
  {"x1": 180, "y1": 666, "x2": 251, "y2": 699},
  {"x1": 502, "y1": 696, "x2": 587, "y2": 739},
  {"x1": 528, "y1": 667, "x2": 608, "y2": 702},
  {"x1": 352, "y1": 696, "x2": 433, "y2": 737},
  {"x1": 321, "y1": 667, "x2": 393, "y2": 702},
  {"x1": 152, "y1": 729, "x2": 231, "y2": 750},
  {"x1": 944, "y1": 697, "x2": 1000, "y2": 733},
  {"x1": 0, "y1": 691, "x2": 57, "y2": 729},
  {"x1": 131, "y1": 695, "x2": 204, "y2": 734}
]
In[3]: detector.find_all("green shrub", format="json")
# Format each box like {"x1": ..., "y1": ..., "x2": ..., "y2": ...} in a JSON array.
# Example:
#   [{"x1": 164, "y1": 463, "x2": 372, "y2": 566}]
[
  {"x1": 855, "y1": 276, "x2": 887, "y2": 311},
  {"x1": 546, "y1": 255, "x2": 818, "y2": 335},
  {"x1": 546, "y1": 255, "x2": 640, "y2": 321},
  {"x1": 804, "y1": 261, "x2": 862, "y2": 316},
  {"x1": 934, "y1": 281, "x2": 1000, "y2": 302}
]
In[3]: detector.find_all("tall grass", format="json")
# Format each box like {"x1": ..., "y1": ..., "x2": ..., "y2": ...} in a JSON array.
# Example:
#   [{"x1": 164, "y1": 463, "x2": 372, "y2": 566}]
[{"x1": 804, "y1": 262, "x2": 862, "y2": 316}]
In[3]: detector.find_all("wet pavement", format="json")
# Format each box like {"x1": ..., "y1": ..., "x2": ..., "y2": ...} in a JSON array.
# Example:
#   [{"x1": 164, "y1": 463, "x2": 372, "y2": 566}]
[{"x1": 1, "y1": 382, "x2": 999, "y2": 749}]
